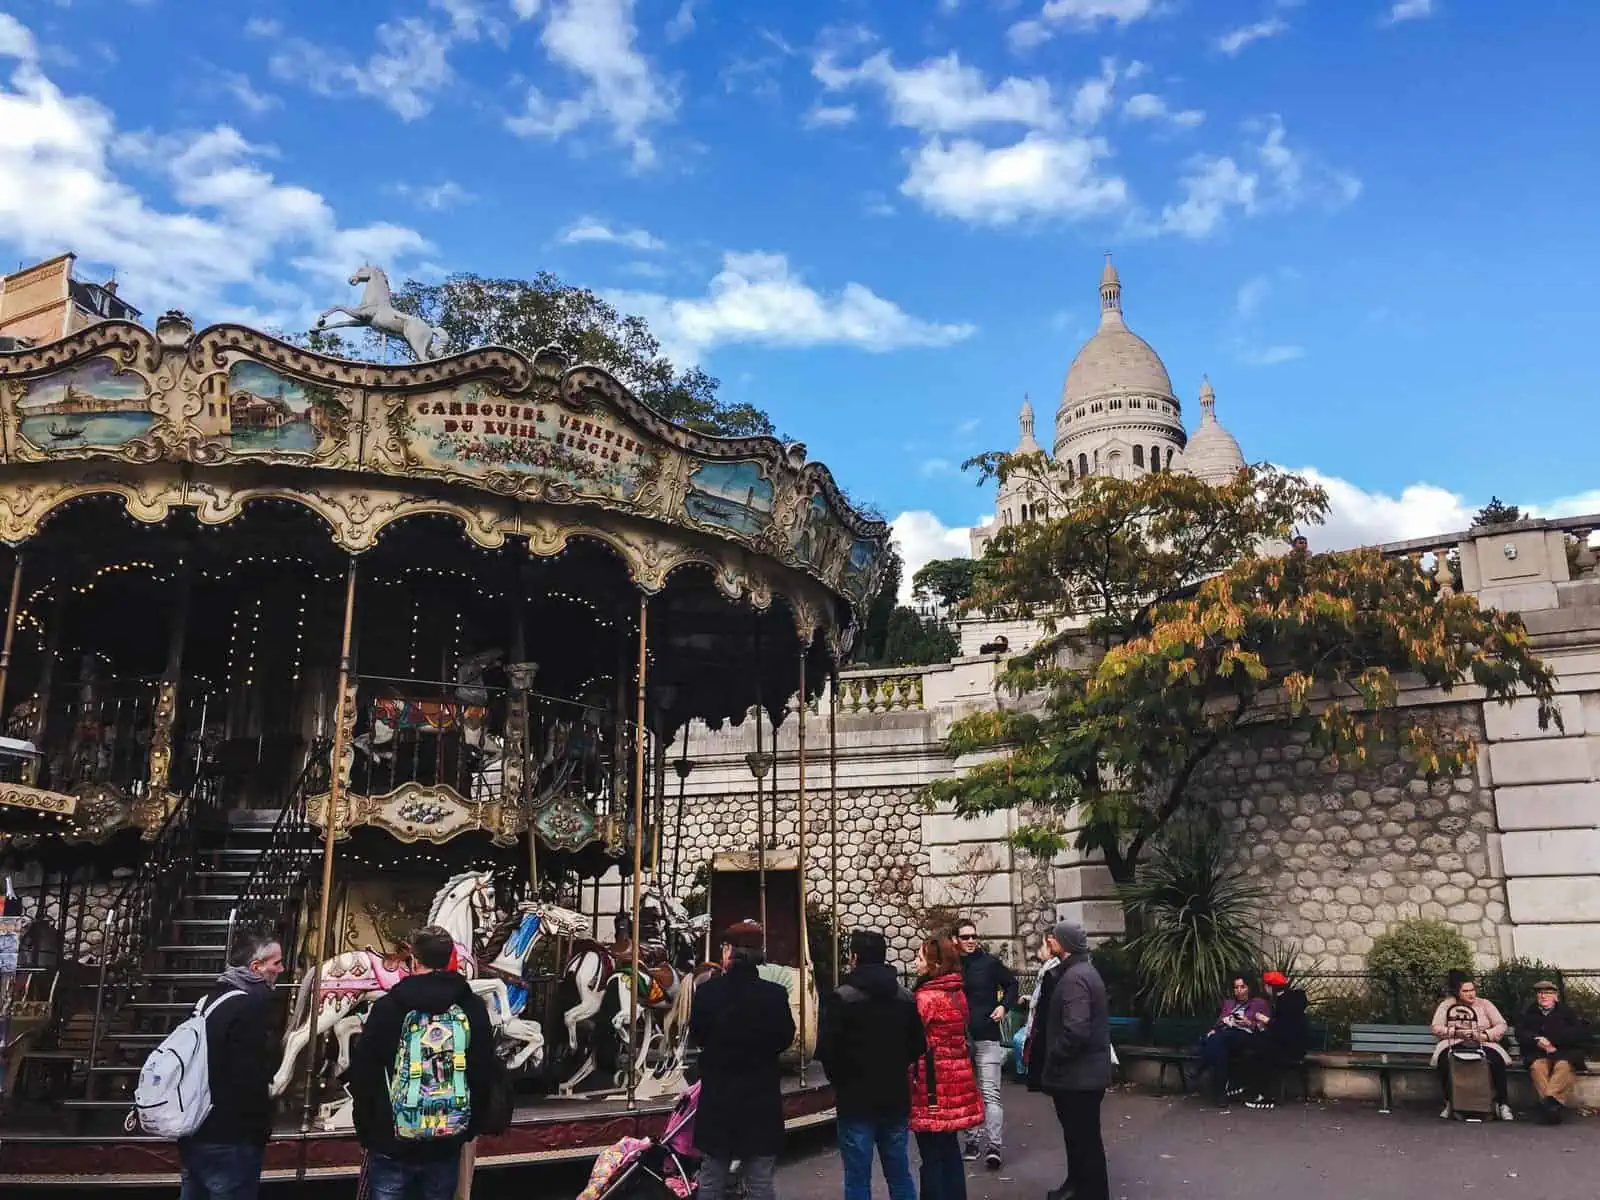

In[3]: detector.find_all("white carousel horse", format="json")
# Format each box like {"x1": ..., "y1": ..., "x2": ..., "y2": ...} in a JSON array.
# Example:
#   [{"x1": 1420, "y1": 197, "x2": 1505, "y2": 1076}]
[
  {"x1": 314, "y1": 265, "x2": 449, "y2": 361},
  {"x1": 269, "y1": 869, "x2": 498, "y2": 1096},
  {"x1": 476, "y1": 901, "x2": 591, "y2": 1071},
  {"x1": 557, "y1": 959, "x2": 682, "y2": 1097}
]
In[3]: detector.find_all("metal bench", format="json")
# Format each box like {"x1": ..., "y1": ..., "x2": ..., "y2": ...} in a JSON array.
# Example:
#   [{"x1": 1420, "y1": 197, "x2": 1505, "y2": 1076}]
[{"x1": 1349, "y1": 1024, "x2": 1523, "y2": 1113}]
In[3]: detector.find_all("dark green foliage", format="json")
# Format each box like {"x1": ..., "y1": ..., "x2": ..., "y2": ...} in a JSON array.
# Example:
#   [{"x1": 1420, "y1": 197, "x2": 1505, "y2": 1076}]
[
  {"x1": 389, "y1": 273, "x2": 775, "y2": 438},
  {"x1": 1089, "y1": 935, "x2": 1141, "y2": 1016},
  {"x1": 911, "y1": 557, "x2": 981, "y2": 611},
  {"x1": 1473, "y1": 497, "x2": 1522, "y2": 527},
  {"x1": 1364, "y1": 919, "x2": 1474, "y2": 1021},
  {"x1": 856, "y1": 547, "x2": 959, "y2": 667},
  {"x1": 1120, "y1": 835, "x2": 1267, "y2": 1017}
]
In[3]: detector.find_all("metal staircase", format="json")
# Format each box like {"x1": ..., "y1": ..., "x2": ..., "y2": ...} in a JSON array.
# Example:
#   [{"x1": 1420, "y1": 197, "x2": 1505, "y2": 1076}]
[{"x1": 61, "y1": 748, "x2": 329, "y2": 1130}]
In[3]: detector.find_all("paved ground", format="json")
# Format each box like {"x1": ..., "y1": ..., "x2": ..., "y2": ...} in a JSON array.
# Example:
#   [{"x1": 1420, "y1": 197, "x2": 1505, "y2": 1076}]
[
  {"x1": 46, "y1": 1084, "x2": 1592, "y2": 1198},
  {"x1": 526, "y1": 1082, "x2": 1593, "y2": 1200}
]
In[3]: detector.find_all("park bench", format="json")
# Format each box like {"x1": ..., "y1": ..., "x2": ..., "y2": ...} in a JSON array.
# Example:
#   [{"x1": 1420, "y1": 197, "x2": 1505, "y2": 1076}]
[
  {"x1": 1349, "y1": 1024, "x2": 1523, "y2": 1113},
  {"x1": 1120, "y1": 1016, "x2": 1330, "y2": 1097}
]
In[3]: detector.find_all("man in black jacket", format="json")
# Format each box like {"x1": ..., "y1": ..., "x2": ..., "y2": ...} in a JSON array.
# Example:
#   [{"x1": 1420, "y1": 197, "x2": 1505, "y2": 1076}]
[
  {"x1": 816, "y1": 931, "x2": 925, "y2": 1200},
  {"x1": 1517, "y1": 980, "x2": 1590, "y2": 1124},
  {"x1": 689, "y1": 920, "x2": 795, "y2": 1200},
  {"x1": 178, "y1": 933, "x2": 284, "y2": 1200},
  {"x1": 955, "y1": 920, "x2": 1018, "y2": 1169},
  {"x1": 348, "y1": 925, "x2": 497, "y2": 1200}
]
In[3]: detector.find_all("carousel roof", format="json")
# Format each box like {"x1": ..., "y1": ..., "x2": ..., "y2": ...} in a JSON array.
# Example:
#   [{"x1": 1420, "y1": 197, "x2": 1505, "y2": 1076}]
[{"x1": 0, "y1": 313, "x2": 890, "y2": 665}]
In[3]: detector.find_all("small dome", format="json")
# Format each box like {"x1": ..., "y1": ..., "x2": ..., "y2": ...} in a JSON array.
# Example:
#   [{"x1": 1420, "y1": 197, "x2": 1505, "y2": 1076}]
[{"x1": 1179, "y1": 377, "x2": 1246, "y2": 485}]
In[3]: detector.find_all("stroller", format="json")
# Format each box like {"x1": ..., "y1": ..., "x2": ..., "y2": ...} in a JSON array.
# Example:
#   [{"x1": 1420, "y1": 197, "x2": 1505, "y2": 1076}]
[{"x1": 578, "y1": 1082, "x2": 702, "y2": 1200}]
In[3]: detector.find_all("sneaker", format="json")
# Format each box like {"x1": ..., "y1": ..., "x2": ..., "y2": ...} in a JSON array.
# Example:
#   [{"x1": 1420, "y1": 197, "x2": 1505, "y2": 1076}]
[
  {"x1": 986, "y1": 1150, "x2": 1003, "y2": 1171},
  {"x1": 1245, "y1": 1094, "x2": 1276, "y2": 1110},
  {"x1": 1496, "y1": 1103, "x2": 1514, "y2": 1122},
  {"x1": 963, "y1": 1144, "x2": 981, "y2": 1162},
  {"x1": 1224, "y1": 1085, "x2": 1246, "y2": 1100},
  {"x1": 1439, "y1": 1104, "x2": 1453, "y2": 1120}
]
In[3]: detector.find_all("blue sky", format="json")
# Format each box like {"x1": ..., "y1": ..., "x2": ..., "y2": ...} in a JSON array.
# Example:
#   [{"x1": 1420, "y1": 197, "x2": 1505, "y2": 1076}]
[{"x1": 2, "y1": 0, "x2": 1596, "y2": 592}]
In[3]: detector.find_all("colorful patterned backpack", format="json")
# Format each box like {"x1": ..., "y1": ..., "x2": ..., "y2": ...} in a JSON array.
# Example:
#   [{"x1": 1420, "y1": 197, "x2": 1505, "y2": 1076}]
[{"x1": 389, "y1": 1005, "x2": 472, "y2": 1141}]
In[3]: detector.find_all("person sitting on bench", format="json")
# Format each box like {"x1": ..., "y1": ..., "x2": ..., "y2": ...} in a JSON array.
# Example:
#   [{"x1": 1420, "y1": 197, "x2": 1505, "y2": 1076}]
[
  {"x1": 1516, "y1": 979, "x2": 1590, "y2": 1125},
  {"x1": 1187, "y1": 976, "x2": 1268, "y2": 1107},
  {"x1": 1430, "y1": 972, "x2": 1512, "y2": 1121},
  {"x1": 1241, "y1": 970, "x2": 1309, "y2": 1109}
]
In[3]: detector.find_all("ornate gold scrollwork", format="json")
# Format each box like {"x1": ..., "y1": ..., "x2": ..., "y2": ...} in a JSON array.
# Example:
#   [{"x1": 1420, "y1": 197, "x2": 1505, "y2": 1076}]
[
  {"x1": 0, "y1": 783, "x2": 76, "y2": 816},
  {"x1": 147, "y1": 680, "x2": 177, "y2": 795}
]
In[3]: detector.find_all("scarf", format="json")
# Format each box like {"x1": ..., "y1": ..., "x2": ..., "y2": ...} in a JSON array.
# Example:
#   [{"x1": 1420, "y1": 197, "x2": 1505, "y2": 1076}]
[{"x1": 220, "y1": 964, "x2": 273, "y2": 998}]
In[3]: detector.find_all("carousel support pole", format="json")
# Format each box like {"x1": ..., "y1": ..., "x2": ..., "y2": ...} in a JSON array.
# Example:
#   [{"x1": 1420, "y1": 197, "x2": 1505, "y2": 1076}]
[
  {"x1": 145, "y1": 554, "x2": 192, "y2": 823},
  {"x1": 298, "y1": 556, "x2": 359, "y2": 1149},
  {"x1": 828, "y1": 671, "x2": 840, "y2": 988},
  {"x1": 755, "y1": 700, "x2": 767, "y2": 952},
  {"x1": 0, "y1": 549, "x2": 24, "y2": 718},
  {"x1": 669, "y1": 732, "x2": 692, "y2": 897},
  {"x1": 796, "y1": 647, "x2": 809, "y2": 1072},
  {"x1": 25, "y1": 588, "x2": 63, "y2": 786},
  {"x1": 626, "y1": 595, "x2": 649, "y2": 1110},
  {"x1": 650, "y1": 728, "x2": 667, "y2": 883},
  {"x1": 507, "y1": 571, "x2": 537, "y2": 894}
]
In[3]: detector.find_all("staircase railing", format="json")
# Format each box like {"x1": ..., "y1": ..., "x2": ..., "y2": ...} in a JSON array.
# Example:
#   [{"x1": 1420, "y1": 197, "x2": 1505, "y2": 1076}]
[
  {"x1": 85, "y1": 786, "x2": 211, "y2": 1076},
  {"x1": 232, "y1": 741, "x2": 330, "y2": 972}
]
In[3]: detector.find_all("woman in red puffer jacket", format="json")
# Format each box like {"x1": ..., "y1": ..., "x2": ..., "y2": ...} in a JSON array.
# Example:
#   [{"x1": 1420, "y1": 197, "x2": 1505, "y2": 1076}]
[{"x1": 910, "y1": 936, "x2": 984, "y2": 1200}]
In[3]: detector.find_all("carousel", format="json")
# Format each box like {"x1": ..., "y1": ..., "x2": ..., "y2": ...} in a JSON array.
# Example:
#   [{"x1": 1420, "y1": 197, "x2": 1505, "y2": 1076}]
[{"x1": 0, "y1": 275, "x2": 888, "y2": 1186}]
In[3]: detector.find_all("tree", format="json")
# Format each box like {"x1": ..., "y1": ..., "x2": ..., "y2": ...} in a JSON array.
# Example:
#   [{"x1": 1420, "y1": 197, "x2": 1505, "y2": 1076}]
[
  {"x1": 927, "y1": 462, "x2": 1560, "y2": 887},
  {"x1": 880, "y1": 607, "x2": 960, "y2": 667},
  {"x1": 911, "y1": 557, "x2": 981, "y2": 612},
  {"x1": 389, "y1": 273, "x2": 774, "y2": 438},
  {"x1": 854, "y1": 548, "x2": 903, "y2": 665},
  {"x1": 1473, "y1": 496, "x2": 1522, "y2": 528}
]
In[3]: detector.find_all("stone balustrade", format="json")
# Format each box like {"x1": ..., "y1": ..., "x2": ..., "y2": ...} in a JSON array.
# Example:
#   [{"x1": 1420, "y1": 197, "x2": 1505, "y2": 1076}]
[{"x1": 835, "y1": 666, "x2": 927, "y2": 713}]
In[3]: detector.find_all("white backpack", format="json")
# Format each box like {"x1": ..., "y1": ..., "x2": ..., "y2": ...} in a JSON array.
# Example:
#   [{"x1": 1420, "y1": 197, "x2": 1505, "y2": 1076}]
[{"x1": 132, "y1": 989, "x2": 242, "y2": 1139}]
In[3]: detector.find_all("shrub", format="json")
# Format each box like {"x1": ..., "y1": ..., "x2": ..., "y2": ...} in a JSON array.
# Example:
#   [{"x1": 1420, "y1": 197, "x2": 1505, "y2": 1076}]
[
  {"x1": 1311, "y1": 984, "x2": 1390, "y2": 1051},
  {"x1": 1090, "y1": 935, "x2": 1141, "y2": 1016},
  {"x1": 1121, "y1": 835, "x2": 1266, "y2": 1017},
  {"x1": 1364, "y1": 919, "x2": 1473, "y2": 1022}
]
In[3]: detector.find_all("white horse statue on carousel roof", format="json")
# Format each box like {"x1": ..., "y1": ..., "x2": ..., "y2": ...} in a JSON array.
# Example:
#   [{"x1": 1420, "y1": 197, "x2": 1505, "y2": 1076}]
[{"x1": 314, "y1": 264, "x2": 449, "y2": 362}]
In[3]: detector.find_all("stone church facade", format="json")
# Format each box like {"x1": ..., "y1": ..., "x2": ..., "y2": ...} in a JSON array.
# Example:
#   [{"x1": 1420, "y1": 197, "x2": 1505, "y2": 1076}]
[{"x1": 592, "y1": 261, "x2": 1600, "y2": 974}]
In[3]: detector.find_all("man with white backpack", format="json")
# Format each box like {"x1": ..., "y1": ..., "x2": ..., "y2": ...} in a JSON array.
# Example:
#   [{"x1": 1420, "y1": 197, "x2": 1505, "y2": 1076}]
[{"x1": 170, "y1": 933, "x2": 283, "y2": 1200}]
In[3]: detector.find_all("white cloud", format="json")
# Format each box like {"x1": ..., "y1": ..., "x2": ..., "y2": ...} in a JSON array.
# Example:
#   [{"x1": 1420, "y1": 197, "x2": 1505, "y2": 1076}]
[
  {"x1": 1238, "y1": 343, "x2": 1302, "y2": 365},
  {"x1": 890, "y1": 511, "x2": 981, "y2": 602},
  {"x1": 805, "y1": 104, "x2": 858, "y2": 129},
  {"x1": 1235, "y1": 275, "x2": 1270, "y2": 318},
  {"x1": 903, "y1": 133, "x2": 1128, "y2": 226},
  {"x1": 1123, "y1": 92, "x2": 1204, "y2": 128},
  {"x1": 1008, "y1": 0, "x2": 1161, "y2": 51},
  {"x1": 1289, "y1": 470, "x2": 1470, "y2": 550},
  {"x1": 665, "y1": 1, "x2": 696, "y2": 42},
  {"x1": 0, "y1": 25, "x2": 430, "y2": 326},
  {"x1": 1154, "y1": 116, "x2": 1358, "y2": 238},
  {"x1": 391, "y1": 180, "x2": 475, "y2": 210},
  {"x1": 1069, "y1": 58, "x2": 1120, "y2": 127},
  {"x1": 814, "y1": 50, "x2": 1060, "y2": 134},
  {"x1": 217, "y1": 70, "x2": 280, "y2": 115},
  {"x1": 607, "y1": 251, "x2": 974, "y2": 362},
  {"x1": 506, "y1": 0, "x2": 677, "y2": 168},
  {"x1": 0, "y1": 13, "x2": 37, "y2": 61},
  {"x1": 558, "y1": 216, "x2": 665, "y2": 251},
  {"x1": 1215, "y1": 17, "x2": 1289, "y2": 55},
  {"x1": 1384, "y1": 0, "x2": 1433, "y2": 23},
  {"x1": 260, "y1": 17, "x2": 457, "y2": 122}
]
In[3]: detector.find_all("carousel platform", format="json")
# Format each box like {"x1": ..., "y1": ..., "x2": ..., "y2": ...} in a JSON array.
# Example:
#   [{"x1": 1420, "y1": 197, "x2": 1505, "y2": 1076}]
[{"x1": 0, "y1": 1069, "x2": 835, "y2": 1187}]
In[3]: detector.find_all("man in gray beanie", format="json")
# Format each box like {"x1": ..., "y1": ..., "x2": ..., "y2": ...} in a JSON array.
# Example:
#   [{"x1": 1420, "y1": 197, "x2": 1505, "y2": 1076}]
[{"x1": 1038, "y1": 920, "x2": 1110, "y2": 1200}]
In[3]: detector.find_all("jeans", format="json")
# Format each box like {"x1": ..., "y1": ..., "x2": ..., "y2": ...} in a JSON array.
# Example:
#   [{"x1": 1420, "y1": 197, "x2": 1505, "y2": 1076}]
[
  {"x1": 699, "y1": 1155, "x2": 776, "y2": 1200},
  {"x1": 837, "y1": 1118, "x2": 915, "y2": 1200},
  {"x1": 963, "y1": 1040, "x2": 1005, "y2": 1151},
  {"x1": 178, "y1": 1142, "x2": 264, "y2": 1200},
  {"x1": 364, "y1": 1152, "x2": 462, "y2": 1200},
  {"x1": 1050, "y1": 1090, "x2": 1108, "y2": 1200},
  {"x1": 916, "y1": 1130, "x2": 967, "y2": 1200},
  {"x1": 1196, "y1": 1028, "x2": 1253, "y2": 1099}
]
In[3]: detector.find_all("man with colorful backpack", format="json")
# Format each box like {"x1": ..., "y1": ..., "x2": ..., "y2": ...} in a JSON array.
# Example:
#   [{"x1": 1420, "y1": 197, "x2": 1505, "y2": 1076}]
[
  {"x1": 348, "y1": 924, "x2": 497, "y2": 1200},
  {"x1": 171, "y1": 932, "x2": 284, "y2": 1200}
]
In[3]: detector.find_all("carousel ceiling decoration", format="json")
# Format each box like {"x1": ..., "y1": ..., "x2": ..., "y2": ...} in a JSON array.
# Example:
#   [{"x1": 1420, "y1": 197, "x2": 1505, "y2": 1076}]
[{"x1": 0, "y1": 313, "x2": 890, "y2": 642}]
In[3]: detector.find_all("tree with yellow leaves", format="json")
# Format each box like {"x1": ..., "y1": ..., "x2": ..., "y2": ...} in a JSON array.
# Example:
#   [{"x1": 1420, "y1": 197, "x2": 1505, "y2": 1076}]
[{"x1": 930, "y1": 462, "x2": 1559, "y2": 887}]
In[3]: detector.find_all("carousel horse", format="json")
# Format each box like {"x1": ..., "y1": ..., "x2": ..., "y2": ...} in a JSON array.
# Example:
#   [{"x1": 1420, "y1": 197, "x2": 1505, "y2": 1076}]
[
  {"x1": 269, "y1": 870, "x2": 498, "y2": 1096},
  {"x1": 556, "y1": 954, "x2": 682, "y2": 1097},
  {"x1": 315, "y1": 265, "x2": 449, "y2": 361},
  {"x1": 476, "y1": 900, "x2": 591, "y2": 1071}
]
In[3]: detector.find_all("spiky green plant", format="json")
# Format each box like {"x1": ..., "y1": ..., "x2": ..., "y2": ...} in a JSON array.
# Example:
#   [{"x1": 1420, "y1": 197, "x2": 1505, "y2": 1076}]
[{"x1": 1121, "y1": 835, "x2": 1267, "y2": 1016}]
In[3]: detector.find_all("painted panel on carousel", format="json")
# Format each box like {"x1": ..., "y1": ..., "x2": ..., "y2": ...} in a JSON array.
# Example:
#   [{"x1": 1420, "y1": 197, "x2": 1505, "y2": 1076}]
[
  {"x1": 399, "y1": 381, "x2": 660, "y2": 501},
  {"x1": 17, "y1": 358, "x2": 155, "y2": 450},
  {"x1": 193, "y1": 361, "x2": 350, "y2": 454},
  {"x1": 842, "y1": 536, "x2": 881, "y2": 602},
  {"x1": 684, "y1": 460, "x2": 775, "y2": 535}
]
